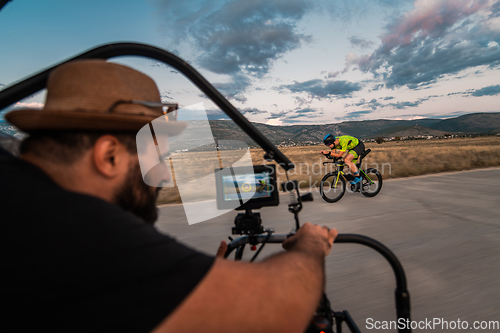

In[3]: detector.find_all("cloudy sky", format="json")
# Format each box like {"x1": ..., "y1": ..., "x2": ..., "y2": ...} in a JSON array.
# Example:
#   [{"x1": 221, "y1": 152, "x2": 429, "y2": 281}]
[{"x1": 1, "y1": 0, "x2": 500, "y2": 125}]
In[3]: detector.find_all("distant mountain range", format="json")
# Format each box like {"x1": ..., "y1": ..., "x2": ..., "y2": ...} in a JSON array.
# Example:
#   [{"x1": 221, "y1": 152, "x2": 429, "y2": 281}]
[
  {"x1": 1, "y1": 112, "x2": 499, "y2": 149},
  {"x1": 209, "y1": 112, "x2": 500, "y2": 147}
]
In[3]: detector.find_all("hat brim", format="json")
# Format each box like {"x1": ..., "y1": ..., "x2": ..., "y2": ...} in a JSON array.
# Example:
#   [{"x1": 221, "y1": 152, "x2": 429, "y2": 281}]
[{"x1": 5, "y1": 109, "x2": 187, "y2": 137}]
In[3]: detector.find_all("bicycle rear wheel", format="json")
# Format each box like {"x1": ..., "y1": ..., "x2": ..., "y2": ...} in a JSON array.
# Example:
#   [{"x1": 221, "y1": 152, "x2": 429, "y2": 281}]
[
  {"x1": 361, "y1": 168, "x2": 382, "y2": 197},
  {"x1": 320, "y1": 172, "x2": 346, "y2": 203}
]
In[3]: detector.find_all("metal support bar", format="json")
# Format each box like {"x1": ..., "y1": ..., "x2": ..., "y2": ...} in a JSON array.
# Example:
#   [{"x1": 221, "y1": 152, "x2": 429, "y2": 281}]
[
  {"x1": 0, "y1": 42, "x2": 295, "y2": 170},
  {"x1": 335, "y1": 234, "x2": 411, "y2": 333}
]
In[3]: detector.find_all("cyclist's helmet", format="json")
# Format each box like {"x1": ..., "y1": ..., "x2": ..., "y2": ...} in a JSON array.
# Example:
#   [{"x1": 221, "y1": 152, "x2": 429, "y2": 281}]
[{"x1": 323, "y1": 134, "x2": 336, "y2": 146}]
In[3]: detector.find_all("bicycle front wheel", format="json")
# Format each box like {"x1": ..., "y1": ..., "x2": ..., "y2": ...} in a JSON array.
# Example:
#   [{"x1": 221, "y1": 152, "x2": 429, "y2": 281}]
[
  {"x1": 320, "y1": 172, "x2": 346, "y2": 203},
  {"x1": 361, "y1": 168, "x2": 383, "y2": 197}
]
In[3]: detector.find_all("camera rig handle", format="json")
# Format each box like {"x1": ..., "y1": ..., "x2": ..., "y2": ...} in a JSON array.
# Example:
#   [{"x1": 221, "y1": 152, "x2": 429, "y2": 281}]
[{"x1": 224, "y1": 233, "x2": 411, "y2": 333}]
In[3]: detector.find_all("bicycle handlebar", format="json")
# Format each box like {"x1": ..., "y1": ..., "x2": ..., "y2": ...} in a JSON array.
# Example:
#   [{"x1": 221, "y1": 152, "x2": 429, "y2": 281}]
[
  {"x1": 225, "y1": 233, "x2": 411, "y2": 333},
  {"x1": 322, "y1": 155, "x2": 343, "y2": 167},
  {"x1": 322, "y1": 153, "x2": 339, "y2": 161}
]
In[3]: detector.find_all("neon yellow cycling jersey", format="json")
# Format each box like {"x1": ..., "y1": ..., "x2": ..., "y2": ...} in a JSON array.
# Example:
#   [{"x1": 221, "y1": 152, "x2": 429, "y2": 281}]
[{"x1": 333, "y1": 135, "x2": 359, "y2": 152}]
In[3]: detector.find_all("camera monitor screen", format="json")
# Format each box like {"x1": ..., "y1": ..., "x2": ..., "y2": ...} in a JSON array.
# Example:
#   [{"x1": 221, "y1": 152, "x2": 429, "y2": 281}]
[{"x1": 215, "y1": 164, "x2": 279, "y2": 210}]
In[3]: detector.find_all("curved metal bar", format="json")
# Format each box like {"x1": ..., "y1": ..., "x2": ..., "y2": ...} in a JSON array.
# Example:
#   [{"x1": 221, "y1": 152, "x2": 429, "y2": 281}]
[
  {"x1": 225, "y1": 233, "x2": 411, "y2": 333},
  {"x1": 226, "y1": 233, "x2": 408, "y2": 290},
  {"x1": 0, "y1": 0, "x2": 11, "y2": 12},
  {"x1": 336, "y1": 234, "x2": 411, "y2": 333},
  {"x1": 335, "y1": 234, "x2": 406, "y2": 290},
  {"x1": 0, "y1": 42, "x2": 295, "y2": 171}
]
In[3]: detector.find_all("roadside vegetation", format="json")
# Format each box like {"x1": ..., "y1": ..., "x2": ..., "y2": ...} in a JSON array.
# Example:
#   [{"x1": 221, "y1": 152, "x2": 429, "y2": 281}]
[{"x1": 157, "y1": 136, "x2": 500, "y2": 204}]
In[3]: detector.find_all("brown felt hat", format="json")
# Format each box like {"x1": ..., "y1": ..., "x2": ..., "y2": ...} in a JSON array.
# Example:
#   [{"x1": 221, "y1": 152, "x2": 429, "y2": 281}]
[{"x1": 5, "y1": 59, "x2": 186, "y2": 135}]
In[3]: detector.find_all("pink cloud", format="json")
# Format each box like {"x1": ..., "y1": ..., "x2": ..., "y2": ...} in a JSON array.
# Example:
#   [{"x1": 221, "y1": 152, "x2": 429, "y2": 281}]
[
  {"x1": 343, "y1": 0, "x2": 500, "y2": 89},
  {"x1": 14, "y1": 102, "x2": 44, "y2": 109},
  {"x1": 381, "y1": 0, "x2": 490, "y2": 53}
]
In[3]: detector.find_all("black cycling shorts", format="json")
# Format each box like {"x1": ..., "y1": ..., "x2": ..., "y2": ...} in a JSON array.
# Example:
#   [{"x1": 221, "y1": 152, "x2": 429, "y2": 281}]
[{"x1": 351, "y1": 141, "x2": 365, "y2": 159}]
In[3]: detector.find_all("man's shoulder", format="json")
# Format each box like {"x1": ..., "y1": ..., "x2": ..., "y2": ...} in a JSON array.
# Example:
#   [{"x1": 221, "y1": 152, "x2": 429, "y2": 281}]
[
  {"x1": 1, "y1": 154, "x2": 214, "y2": 273},
  {"x1": 0, "y1": 154, "x2": 143, "y2": 227},
  {"x1": 0, "y1": 154, "x2": 57, "y2": 208}
]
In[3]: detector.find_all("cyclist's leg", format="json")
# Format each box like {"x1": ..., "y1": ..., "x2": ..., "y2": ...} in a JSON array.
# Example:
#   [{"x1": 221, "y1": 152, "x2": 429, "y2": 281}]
[
  {"x1": 344, "y1": 151, "x2": 359, "y2": 174},
  {"x1": 352, "y1": 142, "x2": 365, "y2": 163},
  {"x1": 345, "y1": 151, "x2": 363, "y2": 184},
  {"x1": 348, "y1": 142, "x2": 365, "y2": 172}
]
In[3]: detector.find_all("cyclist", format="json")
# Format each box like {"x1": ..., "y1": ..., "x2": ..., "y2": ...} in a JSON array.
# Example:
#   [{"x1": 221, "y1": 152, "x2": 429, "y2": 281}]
[
  {"x1": 256, "y1": 179, "x2": 268, "y2": 193},
  {"x1": 320, "y1": 134, "x2": 365, "y2": 184}
]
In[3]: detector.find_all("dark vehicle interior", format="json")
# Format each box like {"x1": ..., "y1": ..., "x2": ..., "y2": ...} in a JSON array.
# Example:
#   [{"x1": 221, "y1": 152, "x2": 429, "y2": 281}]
[{"x1": 0, "y1": 2, "x2": 411, "y2": 332}]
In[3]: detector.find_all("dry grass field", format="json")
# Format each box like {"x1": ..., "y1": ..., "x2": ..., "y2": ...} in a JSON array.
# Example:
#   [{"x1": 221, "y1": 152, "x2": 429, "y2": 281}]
[{"x1": 157, "y1": 136, "x2": 500, "y2": 204}]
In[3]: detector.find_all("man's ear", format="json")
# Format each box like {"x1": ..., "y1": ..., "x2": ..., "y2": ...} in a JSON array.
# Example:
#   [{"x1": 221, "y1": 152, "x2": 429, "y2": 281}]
[{"x1": 92, "y1": 135, "x2": 129, "y2": 178}]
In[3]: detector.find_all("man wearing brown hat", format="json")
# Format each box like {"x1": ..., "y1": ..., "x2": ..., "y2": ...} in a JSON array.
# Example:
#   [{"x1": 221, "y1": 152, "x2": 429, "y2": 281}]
[{"x1": 1, "y1": 60, "x2": 337, "y2": 333}]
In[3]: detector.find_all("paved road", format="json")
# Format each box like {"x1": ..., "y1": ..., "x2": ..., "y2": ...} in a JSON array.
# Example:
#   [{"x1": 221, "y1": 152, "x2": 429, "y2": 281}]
[{"x1": 155, "y1": 168, "x2": 500, "y2": 332}]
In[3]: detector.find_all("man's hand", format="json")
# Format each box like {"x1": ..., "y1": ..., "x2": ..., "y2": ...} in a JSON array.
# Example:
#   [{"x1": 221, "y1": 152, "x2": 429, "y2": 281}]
[
  {"x1": 320, "y1": 150, "x2": 330, "y2": 155},
  {"x1": 283, "y1": 223, "x2": 338, "y2": 257},
  {"x1": 155, "y1": 225, "x2": 336, "y2": 333},
  {"x1": 215, "y1": 241, "x2": 227, "y2": 258}
]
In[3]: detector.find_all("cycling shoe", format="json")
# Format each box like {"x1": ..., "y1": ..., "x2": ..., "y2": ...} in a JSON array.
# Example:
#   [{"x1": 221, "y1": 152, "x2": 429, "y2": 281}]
[{"x1": 350, "y1": 176, "x2": 362, "y2": 184}]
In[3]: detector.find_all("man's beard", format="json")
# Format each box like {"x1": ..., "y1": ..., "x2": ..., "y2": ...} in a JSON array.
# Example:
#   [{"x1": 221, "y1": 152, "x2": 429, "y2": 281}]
[{"x1": 114, "y1": 161, "x2": 160, "y2": 225}]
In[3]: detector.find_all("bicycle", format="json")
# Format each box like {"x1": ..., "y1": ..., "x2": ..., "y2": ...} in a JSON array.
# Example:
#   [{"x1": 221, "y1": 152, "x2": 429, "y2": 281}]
[
  {"x1": 256, "y1": 181, "x2": 271, "y2": 193},
  {"x1": 319, "y1": 149, "x2": 382, "y2": 203}
]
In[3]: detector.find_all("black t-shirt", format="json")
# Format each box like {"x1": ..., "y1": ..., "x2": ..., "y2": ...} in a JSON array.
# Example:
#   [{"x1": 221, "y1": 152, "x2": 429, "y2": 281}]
[{"x1": 0, "y1": 153, "x2": 214, "y2": 332}]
